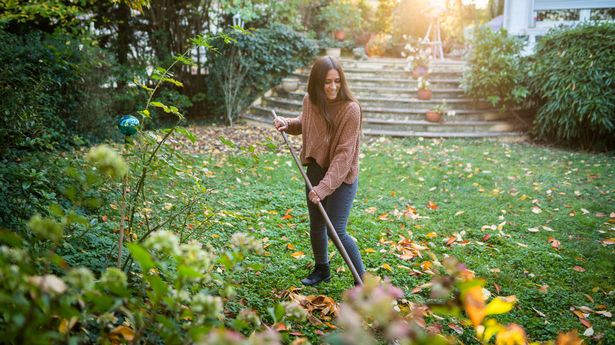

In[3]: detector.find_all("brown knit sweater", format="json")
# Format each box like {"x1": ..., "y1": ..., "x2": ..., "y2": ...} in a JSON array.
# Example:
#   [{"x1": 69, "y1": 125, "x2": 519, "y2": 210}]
[{"x1": 284, "y1": 94, "x2": 361, "y2": 199}]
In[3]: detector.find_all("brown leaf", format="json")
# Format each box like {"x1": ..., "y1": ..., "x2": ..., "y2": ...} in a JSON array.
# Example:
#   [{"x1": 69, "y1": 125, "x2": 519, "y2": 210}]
[
  {"x1": 482, "y1": 234, "x2": 491, "y2": 241},
  {"x1": 447, "y1": 323, "x2": 464, "y2": 335},
  {"x1": 573, "y1": 266, "x2": 585, "y2": 272},
  {"x1": 110, "y1": 325, "x2": 134, "y2": 342},
  {"x1": 427, "y1": 201, "x2": 438, "y2": 210},
  {"x1": 579, "y1": 318, "x2": 591, "y2": 328},
  {"x1": 493, "y1": 282, "x2": 501, "y2": 294}
]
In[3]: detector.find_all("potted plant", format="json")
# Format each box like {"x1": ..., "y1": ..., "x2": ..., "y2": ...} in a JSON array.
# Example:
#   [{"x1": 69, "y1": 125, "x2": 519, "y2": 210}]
[
  {"x1": 417, "y1": 77, "x2": 432, "y2": 100},
  {"x1": 402, "y1": 36, "x2": 431, "y2": 79},
  {"x1": 365, "y1": 33, "x2": 391, "y2": 57},
  {"x1": 317, "y1": 0, "x2": 362, "y2": 42},
  {"x1": 281, "y1": 77, "x2": 299, "y2": 93},
  {"x1": 425, "y1": 101, "x2": 455, "y2": 123}
]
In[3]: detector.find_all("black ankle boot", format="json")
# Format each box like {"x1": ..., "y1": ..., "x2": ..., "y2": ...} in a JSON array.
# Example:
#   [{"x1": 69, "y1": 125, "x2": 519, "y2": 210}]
[{"x1": 301, "y1": 263, "x2": 331, "y2": 286}]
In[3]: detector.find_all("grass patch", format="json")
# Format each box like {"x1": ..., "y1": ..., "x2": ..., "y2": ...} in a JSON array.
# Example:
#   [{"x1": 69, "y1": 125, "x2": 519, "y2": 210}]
[{"x1": 157, "y1": 136, "x2": 613, "y2": 343}]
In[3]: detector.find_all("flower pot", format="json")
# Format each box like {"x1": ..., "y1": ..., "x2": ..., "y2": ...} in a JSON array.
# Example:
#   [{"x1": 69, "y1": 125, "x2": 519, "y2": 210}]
[
  {"x1": 334, "y1": 30, "x2": 346, "y2": 41},
  {"x1": 325, "y1": 47, "x2": 341, "y2": 58},
  {"x1": 412, "y1": 66, "x2": 429, "y2": 79},
  {"x1": 281, "y1": 78, "x2": 299, "y2": 93},
  {"x1": 425, "y1": 111, "x2": 443, "y2": 123},
  {"x1": 417, "y1": 89, "x2": 432, "y2": 100}
]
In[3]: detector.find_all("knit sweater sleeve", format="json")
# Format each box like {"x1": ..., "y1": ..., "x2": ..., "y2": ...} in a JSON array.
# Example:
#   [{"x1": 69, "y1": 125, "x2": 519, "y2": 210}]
[
  {"x1": 284, "y1": 94, "x2": 308, "y2": 135},
  {"x1": 312, "y1": 102, "x2": 361, "y2": 199}
]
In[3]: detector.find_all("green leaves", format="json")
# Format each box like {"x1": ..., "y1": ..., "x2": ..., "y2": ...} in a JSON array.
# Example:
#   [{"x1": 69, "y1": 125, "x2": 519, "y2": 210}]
[
  {"x1": 529, "y1": 22, "x2": 615, "y2": 149},
  {"x1": 127, "y1": 243, "x2": 155, "y2": 272},
  {"x1": 462, "y1": 27, "x2": 527, "y2": 111}
]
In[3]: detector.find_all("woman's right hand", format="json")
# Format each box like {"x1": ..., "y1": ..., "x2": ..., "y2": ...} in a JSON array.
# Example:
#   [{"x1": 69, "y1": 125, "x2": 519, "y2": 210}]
[{"x1": 274, "y1": 117, "x2": 288, "y2": 132}]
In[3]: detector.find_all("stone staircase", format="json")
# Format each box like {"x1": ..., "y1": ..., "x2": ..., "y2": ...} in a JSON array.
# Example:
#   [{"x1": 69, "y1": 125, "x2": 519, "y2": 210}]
[{"x1": 241, "y1": 57, "x2": 531, "y2": 140}]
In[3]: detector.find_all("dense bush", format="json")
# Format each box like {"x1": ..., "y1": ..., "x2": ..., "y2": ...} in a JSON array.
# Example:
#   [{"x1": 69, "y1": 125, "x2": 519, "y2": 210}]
[
  {"x1": 528, "y1": 22, "x2": 615, "y2": 150},
  {"x1": 205, "y1": 23, "x2": 318, "y2": 125},
  {"x1": 461, "y1": 26, "x2": 529, "y2": 109},
  {"x1": 0, "y1": 29, "x2": 115, "y2": 157}
]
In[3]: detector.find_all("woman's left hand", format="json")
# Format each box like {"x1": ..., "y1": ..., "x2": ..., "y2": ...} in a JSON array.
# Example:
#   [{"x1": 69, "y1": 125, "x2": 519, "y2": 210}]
[{"x1": 308, "y1": 190, "x2": 321, "y2": 204}]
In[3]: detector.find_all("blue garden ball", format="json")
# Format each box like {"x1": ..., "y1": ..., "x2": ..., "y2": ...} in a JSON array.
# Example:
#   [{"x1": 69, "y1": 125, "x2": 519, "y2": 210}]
[{"x1": 118, "y1": 115, "x2": 140, "y2": 136}]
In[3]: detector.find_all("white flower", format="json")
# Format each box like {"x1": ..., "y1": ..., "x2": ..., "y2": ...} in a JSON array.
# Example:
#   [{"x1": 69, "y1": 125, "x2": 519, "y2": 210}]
[{"x1": 145, "y1": 230, "x2": 181, "y2": 257}]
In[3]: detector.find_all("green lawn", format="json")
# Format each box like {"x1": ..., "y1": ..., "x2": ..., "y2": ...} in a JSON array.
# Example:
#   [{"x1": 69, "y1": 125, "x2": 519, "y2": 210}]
[{"x1": 177, "y1": 136, "x2": 614, "y2": 343}]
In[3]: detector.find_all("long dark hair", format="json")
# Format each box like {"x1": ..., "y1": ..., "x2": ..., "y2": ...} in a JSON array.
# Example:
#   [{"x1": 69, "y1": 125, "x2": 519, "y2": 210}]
[{"x1": 307, "y1": 56, "x2": 360, "y2": 137}]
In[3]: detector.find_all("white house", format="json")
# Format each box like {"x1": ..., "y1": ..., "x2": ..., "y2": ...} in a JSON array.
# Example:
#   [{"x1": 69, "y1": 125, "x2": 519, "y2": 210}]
[{"x1": 503, "y1": 0, "x2": 615, "y2": 53}]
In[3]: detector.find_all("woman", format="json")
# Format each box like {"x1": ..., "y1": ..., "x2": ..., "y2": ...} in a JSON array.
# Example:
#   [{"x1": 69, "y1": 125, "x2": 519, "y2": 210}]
[{"x1": 274, "y1": 56, "x2": 365, "y2": 286}]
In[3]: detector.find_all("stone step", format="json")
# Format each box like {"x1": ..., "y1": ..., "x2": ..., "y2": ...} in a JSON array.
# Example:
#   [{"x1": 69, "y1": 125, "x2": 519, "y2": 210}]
[
  {"x1": 307, "y1": 68, "x2": 464, "y2": 79},
  {"x1": 292, "y1": 73, "x2": 460, "y2": 88},
  {"x1": 363, "y1": 117, "x2": 529, "y2": 133},
  {"x1": 362, "y1": 128, "x2": 529, "y2": 141},
  {"x1": 339, "y1": 57, "x2": 466, "y2": 69},
  {"x1": 263, "y1": 95, "x2": 492, "y2": 111},
  {"x1": 242, "y1": 114, "x2": 529, "y2": 140},
  {"x1": 277, "y1": 88, "x2": 467, "y2": 99},
  {"x1": 247, "y1": 105, "x2": 532, "y2": 124}
]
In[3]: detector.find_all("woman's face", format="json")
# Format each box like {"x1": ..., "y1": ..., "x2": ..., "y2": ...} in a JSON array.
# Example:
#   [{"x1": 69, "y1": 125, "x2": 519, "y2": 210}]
[{"x1": 324, "y1": 69, "x2": 341, "y2": 100}]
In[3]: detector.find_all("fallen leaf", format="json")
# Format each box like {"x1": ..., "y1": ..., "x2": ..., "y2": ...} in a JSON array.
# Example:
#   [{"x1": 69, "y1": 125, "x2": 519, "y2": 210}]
[
  {"x1": 580, "y1": 208, "x2": 589, "y2": 214},
  {"x1": 365, "y1": 207, "x2": 377, "y2": 214},
  {"x1": 538, "y1": 284, "x2": 549, "y2": 293},
  {"x1": 573, "y1": 266, "x2": 585, "y2": 272},
  {"x1": 446, "y1": 236, "x2": 456, "y2": 246},
  {"x1": 102, "y1": 215, "x2": 108, "y2": 222},
  {"x1": 579, "y1": 318, "x2": 591, "y2": 329},
  {"x1": 110, "y1": 325, "x2": 135, "y2": 341},
  {"x1": 282, "y1": 209, "x2": 293, "y2": 220},
  {"x1": 596, "y1": 311, "x2": 612, "y2": 318},
  {"x1": 532, "y1": 307, "x2": 546, "y2": 317},
  {"x1": 427, "y1": 201, "x2": 438, "y2": 210},
  {"x1": 426, "y1": 232, "x2": 438, "y2": 239},
  {"x1": 528, "y1": 227, "x2": 540, "y2": 233},
  {"x1": 482, "y1": 234, "x2": 491, "y2": 241},
  {"x1": 531, "y1": 206, "x2": 542, "y2": 214},
  {"x1": 365, "y1": 248, "x2": 376, "y2": 254},
  {"x1": 601, "y1": 238, "x2": 615, "y2": 245},
  {"x1": 448, "y1": 323, "x2": 464, "y2": 335},
  {"x1": 382, "y1": 263, "x2": 393, "y2": 272},
  {"x1": 286, "y1": 243, "x2": 296, "y2": 250},
  {"x1": 547, "y1": 237, "x2": 561, "y2": 250},
  {"x1": 291, "y1": 251, "x2": 305, "y2": 259},
  {"x1": 455, "y1": 211, "x2": 465, "y2": 216},
  {"x1": 493, "y1": 282, "x2": 501, "y2": 294},
  {"x1": 583, "y1": 327, "x2": 594, "y2": 337}
]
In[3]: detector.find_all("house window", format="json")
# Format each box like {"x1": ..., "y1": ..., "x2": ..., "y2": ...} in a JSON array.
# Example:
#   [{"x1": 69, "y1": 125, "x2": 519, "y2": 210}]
[
  {"x1": 535, "y1": 9, "x2": 580, "y2": 21},
  {"x1": 590, "y1": 8, "x2": 615, "y2": 20}
]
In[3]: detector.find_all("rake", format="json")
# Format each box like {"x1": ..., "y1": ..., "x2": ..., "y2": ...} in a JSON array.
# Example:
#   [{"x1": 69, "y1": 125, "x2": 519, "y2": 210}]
[{"x1": 271, "y1": 110, "x2": 363, "y2": 286}]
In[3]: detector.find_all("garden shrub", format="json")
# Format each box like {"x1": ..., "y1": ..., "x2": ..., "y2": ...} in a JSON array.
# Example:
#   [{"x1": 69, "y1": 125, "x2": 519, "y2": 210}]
[
  {"x1": 0, "y1": 28, "x2": 115, "y2": 157},
  {"x1": 205, "y1": 23, "x2": 318, "y2": 125},
  {"x1": 527, "y1": 22, "x2": 615, "y2": 150},
  {"x1": 462, "y1": 26, "x2": 529, "y2": 109}
]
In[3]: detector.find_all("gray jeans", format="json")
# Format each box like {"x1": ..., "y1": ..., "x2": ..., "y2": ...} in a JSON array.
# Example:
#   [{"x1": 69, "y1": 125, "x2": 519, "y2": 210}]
[{"x1": 306, "y1": 163, "x2": 365, "y2": 276}]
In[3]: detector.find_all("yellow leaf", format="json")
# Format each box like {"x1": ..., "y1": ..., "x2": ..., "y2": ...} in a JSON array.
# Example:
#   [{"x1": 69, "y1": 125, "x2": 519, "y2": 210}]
[
  {"x1": 485, "y1": 296, "x2": 517, "y2": 316},
  {"x1": 463, "y1": 286, "x2": 486, "y2": 327},
  {"x1": 382, "y1": 263, "x2": 392, "y2": 272},
  {"x1": 211, "y1": 234, "x2": 220, "y2": 238},
  {"x1": 287, "y1": 243, "x2": 296, "y2": 250},
  {"x1": 495, "y1": 324, "x2": 526, "y2": 345},
  {"x1": 365, "y1": 248, "x2": 376, "y2": 253},
  {"x1": 426, "y1": 232, "x2": 438, "y2": 239},
  {"x1": 291, "y1": 251, "x2": 305, "y2": 259}
]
